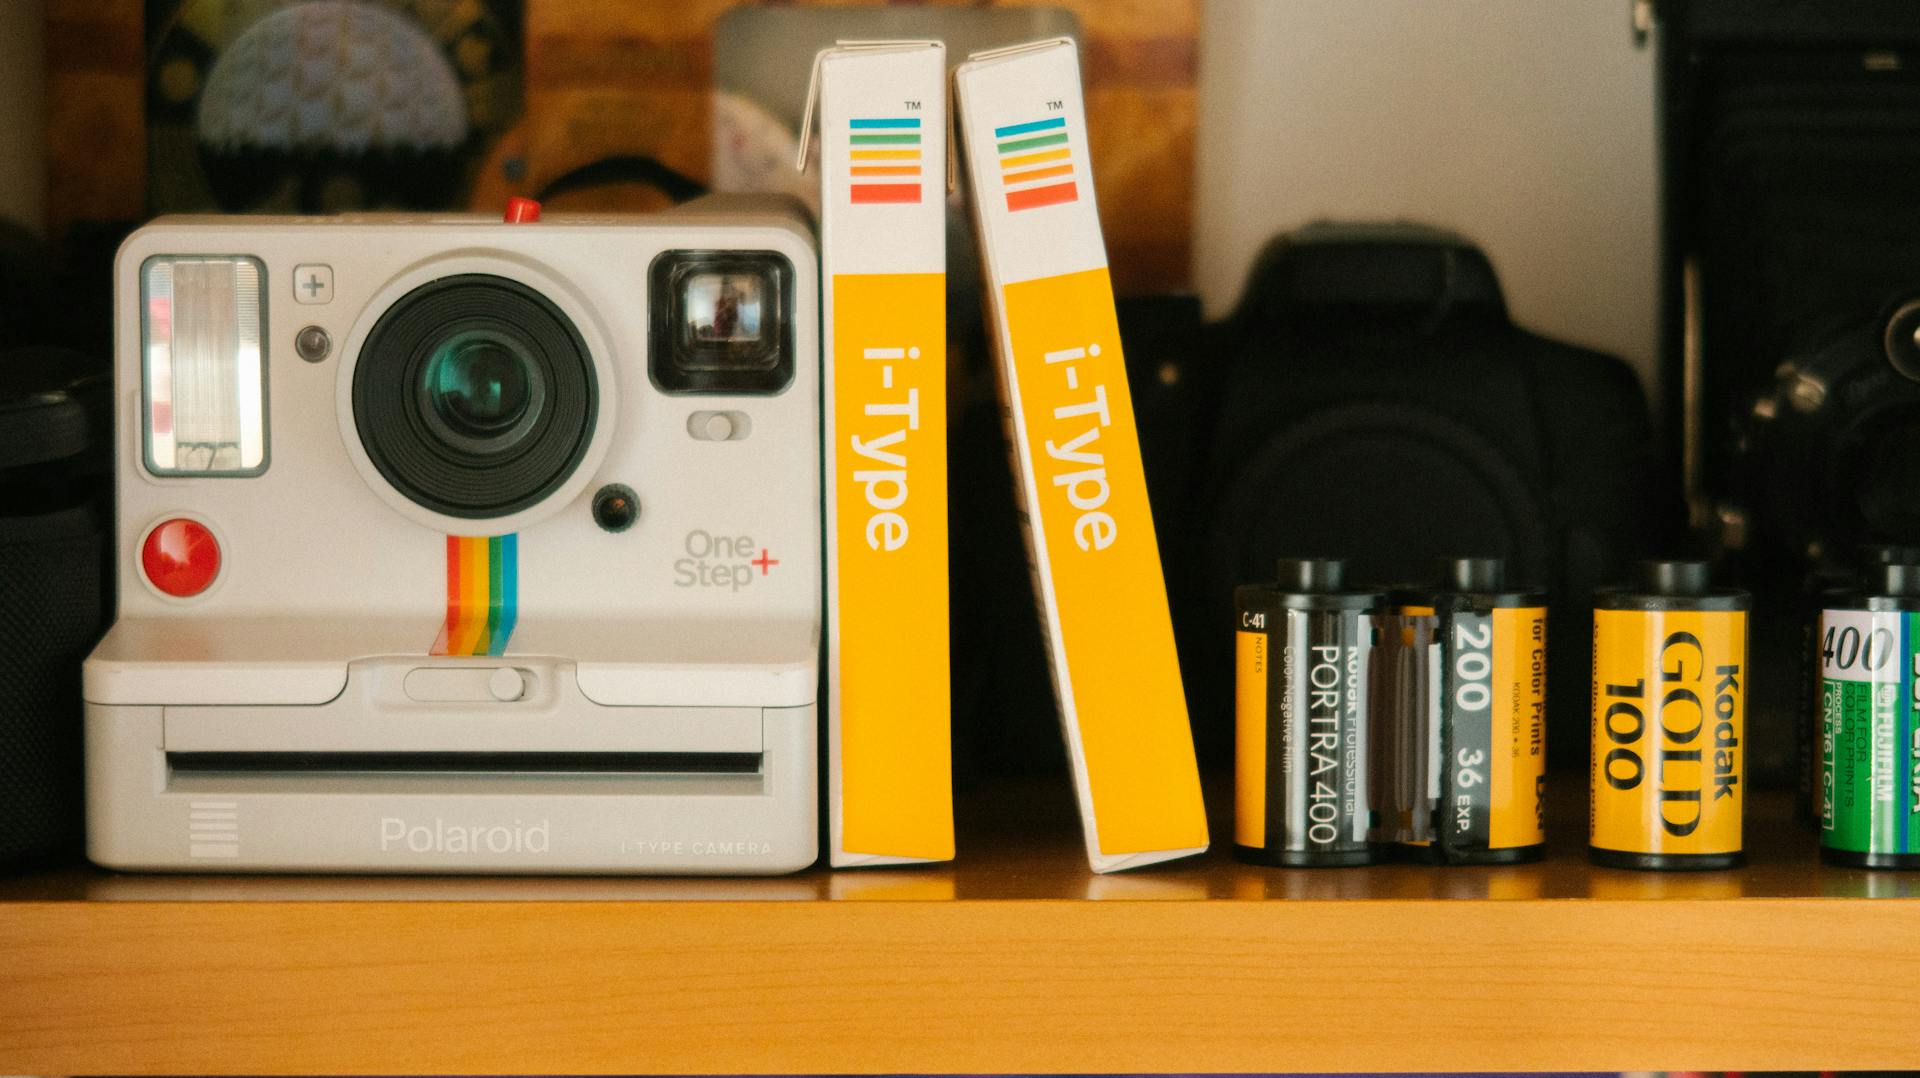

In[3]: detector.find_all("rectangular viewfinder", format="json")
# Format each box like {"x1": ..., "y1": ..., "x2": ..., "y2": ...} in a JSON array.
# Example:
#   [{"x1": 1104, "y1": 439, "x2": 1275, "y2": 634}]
[
  {"x1": 683, "y1": 270, "x2": 766, "y2": 350},
  {"x1": 142, "y1": 256, "x2": 267, "y2": 475},
  {"x1": 649, "y1": 250, "x2": 794, "y2": 394}
]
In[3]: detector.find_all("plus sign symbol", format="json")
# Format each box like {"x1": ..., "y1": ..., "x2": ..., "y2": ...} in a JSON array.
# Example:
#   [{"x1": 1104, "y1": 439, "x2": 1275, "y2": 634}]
[
  {"x1": 293, "y1": 265, "x2": 332, "y2": 304},
  {"x1": 751, "y1": 548, "x2": 779, "y2": 576}
]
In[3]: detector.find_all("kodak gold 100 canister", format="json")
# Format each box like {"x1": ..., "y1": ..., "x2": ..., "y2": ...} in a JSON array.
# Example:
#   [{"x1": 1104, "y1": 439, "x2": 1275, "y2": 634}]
[{"x1": 1590, "y1": 559, "x2": 1750, "y2": 870}]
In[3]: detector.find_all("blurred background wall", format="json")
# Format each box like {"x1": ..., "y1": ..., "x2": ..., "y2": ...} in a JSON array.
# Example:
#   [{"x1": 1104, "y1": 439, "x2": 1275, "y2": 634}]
[
  {"x1": 1195, "y1": 0, "x2": 1659, "y2": 392},
  {"x1": 0, "y1": 0, "x2": 47, "y2": 232},
  {"x1": 38, "y1": 1, "x2": 1662, "y2": 387}
]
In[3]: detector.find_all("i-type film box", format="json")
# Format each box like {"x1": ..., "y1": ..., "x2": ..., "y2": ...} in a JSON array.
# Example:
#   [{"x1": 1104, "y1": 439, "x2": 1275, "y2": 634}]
[
  {"x1": 955, "y1": 38, "x2": 1207, "y2": 871},
  {"x1": 810, "y1": 41, "x2": 954, "y2": 867}
]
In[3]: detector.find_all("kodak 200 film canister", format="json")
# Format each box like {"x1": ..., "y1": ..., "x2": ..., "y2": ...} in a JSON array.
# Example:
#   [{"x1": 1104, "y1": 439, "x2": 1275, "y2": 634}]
[
  {"x1": 1590, "y1": 560, "x2": 1751, "y2": 871},
  {"x1": 1418, "y1": 558, "x2": 1548, "y2": 864},
  {"x1": 1236, "y1": 558, "x2": 1378, "y2": 867},
  {"x1": 1819, "y1": 561, "x2": 1920, "y2": 869}
]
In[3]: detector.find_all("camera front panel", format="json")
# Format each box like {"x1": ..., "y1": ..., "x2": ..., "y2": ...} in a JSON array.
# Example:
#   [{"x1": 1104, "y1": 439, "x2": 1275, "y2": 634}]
[{"x1": 111, "y1": 214, "x2": 820, "y2": 642}]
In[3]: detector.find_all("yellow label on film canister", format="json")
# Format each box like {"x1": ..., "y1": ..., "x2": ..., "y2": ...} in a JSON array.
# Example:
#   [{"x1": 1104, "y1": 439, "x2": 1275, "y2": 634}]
[
  {"x1": 1235, "y1": 627, "x2": 1268, "y2": 848},
  {"x1": 1489, "y1": 606, "x2": 1548, "y2": 850},
  {"x1": 1590, "y1": 608, "x2": 1747, "y2": 858}
]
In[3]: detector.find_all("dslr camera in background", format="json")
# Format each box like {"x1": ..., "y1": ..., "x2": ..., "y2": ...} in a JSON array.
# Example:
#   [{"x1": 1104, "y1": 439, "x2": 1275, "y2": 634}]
[
  {"x1": 1125, "y1": 223, "x2": 1667, "y2": 770},
  {"x1": 1660, "y1": 0, "x2": 1920, "y2": 782}
]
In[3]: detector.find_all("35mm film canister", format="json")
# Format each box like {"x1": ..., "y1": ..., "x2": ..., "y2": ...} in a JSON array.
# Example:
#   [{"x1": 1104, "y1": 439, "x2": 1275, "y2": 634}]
[
  {"x1": 1800, "y1": 544, "x2": 1920, "y2": 828},
  {"x1": 1819, "y1": 560, "x2": 1920, "y2": 869},
  {"x1": 1590, "y1": 560, "x2": 1751, "y2": 870},
  {"x1": 1417, "y1": 558, "x2": 1548, "y2": 864},
  {"x1": 1236, "y1": 558, "x2": 1378, "y2": 867}
]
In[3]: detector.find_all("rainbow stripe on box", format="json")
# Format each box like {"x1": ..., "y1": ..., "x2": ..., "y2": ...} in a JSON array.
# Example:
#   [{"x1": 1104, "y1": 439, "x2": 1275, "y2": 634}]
[
  {"x1": 432, "y1": 534, "x2": 518, "y2": 657},
  {"x1": 849, "y1": 117, "x2": 923, "y2": 204},
  {"x1": 995, "y1": 116, "x2": 1077, "y2": 212}
]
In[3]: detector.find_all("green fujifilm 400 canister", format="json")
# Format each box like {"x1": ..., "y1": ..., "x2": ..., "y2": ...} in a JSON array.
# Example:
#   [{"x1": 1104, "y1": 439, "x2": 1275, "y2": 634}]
[
  {"x1": 1819, "y1": 560, "x2": 1920, "y2": 868},
  {"x1": 1236, "y1": 558, "x2": 1378, "y2": 866},
  {"x1": 1412, "y1": 558, "x2": 1548, "y2": 864},
  {"x1": 1800, "y1": 545, "x2": 1920, "y2": 827},
  {"x1": 1590, "y1": 560, "x2": 1750, "y2": 870}
]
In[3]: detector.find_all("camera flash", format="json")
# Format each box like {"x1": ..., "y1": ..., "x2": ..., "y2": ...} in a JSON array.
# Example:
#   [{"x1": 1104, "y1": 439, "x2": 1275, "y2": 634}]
[{"x1": 142, "y1": 256, "x2": 267, "y2": 475}]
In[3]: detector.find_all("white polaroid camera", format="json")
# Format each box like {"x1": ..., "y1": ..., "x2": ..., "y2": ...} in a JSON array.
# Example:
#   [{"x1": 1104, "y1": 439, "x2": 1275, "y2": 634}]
[{"x1": 84, "y1": 197, "x2": 821, "y2": 873}]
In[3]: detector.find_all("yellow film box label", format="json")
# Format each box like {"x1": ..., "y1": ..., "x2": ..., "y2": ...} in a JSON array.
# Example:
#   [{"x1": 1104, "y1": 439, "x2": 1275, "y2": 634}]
[
  {"x1": 832, "y1": 271, "x2": 952, "y2": 859},
  {"x1": 1001, "y1": 265, "x2": 1207, "y2": 856}
]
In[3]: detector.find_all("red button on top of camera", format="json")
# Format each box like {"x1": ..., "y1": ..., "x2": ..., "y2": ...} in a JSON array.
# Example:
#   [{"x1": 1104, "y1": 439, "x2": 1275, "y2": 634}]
[
  {"x1": 504, "y1": 197, "x2": 541, "y2": 223},
  {"x1": 142, "y1": 518, "x2": 220, "y2": 598}
]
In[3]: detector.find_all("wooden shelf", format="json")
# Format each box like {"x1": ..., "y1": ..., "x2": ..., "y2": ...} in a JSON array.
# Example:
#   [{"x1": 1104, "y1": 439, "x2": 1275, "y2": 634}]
[{"x1": 4, "y1": 779, "x2": 1918, "y2": 1074}]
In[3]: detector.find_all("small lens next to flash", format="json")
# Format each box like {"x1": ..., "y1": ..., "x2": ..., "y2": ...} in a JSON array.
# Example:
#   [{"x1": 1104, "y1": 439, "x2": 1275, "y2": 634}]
[{"x1": 648, "y1": 250, "x2": 794, "y2": 395}]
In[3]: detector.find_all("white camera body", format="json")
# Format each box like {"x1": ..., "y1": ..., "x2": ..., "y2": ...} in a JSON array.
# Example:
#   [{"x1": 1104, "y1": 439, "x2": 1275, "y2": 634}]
[{"x1": 85, "y1": 198, "x2": 822, "y2": 873}]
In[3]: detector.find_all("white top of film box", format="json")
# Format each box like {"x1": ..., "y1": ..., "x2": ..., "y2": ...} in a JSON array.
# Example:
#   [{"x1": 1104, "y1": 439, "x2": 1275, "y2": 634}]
[
  {"x1": 812, "y1": 41, "x2": 946, "y2": 277},
  {"x1": 954, "y1": 38, "x2": 1109, "y2": 287}
]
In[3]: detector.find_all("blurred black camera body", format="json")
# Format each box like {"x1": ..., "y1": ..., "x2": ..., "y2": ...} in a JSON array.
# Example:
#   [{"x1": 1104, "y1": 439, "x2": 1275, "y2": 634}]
[
  {"x1": 1660, "y1": 0, "x2": 1920, "y2": 779},
  {"x1": 1736, "y1": 301, "x2": 1920, "y2": 568},
  {"x1": 0, "y1": 223, "x2": 113, "y2": 867},
  {"x1": 1132, "y1": 223, "x2": 1664, "y2": 769}
]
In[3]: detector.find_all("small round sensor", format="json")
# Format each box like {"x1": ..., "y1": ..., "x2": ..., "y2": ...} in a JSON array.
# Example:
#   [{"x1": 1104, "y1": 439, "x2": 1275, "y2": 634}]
[
  {"x1": 592, "y1": 484, "x2": 639, "y2": 533},
  {"x1": 295, "y1": 325, "x2": 332, "y2": 362}
]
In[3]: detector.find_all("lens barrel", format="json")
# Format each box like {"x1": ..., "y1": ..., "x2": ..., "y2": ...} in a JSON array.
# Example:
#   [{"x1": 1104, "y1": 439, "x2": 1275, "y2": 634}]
[{"x1": 354, "y1": 274, "x2": 597, "y2": 520}]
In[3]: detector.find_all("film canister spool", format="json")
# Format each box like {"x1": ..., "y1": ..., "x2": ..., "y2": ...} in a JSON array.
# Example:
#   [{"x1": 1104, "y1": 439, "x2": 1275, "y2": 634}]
[
  {"x1": 1818, "y1": 560, "x2": 1920, "y2": 869},
  {"x1": 1590, "y1": 559, "x2": 1751, "y2": 871},
  {"x1": 1235, "y1": 558, "x2": 1379, "y2": 867},
  {"x1": 1414, "y1": 558, "x2": 1548, "y2": 865},
  {"x1": 1365, "y1": 585, "x2": 1439, "y2": 849}
]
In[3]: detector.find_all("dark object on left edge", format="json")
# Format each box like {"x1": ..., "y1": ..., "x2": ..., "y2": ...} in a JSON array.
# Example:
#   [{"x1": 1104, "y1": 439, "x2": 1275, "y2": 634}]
[{"x1": 0, "y1": 222, "x2": 113, "y2": 867}]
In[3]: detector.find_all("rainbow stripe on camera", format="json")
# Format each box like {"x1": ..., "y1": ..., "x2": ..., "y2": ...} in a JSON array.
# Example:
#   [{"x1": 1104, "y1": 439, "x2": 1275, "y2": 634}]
[{"x1": 432, "y1": 534, "x2": 518, "y2": 656}]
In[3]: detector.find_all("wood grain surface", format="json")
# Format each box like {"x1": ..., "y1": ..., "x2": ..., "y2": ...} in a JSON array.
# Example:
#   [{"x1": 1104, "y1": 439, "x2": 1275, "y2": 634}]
[
  {"x1": 2, "y1": 787, "x2": 1916, "y2": 1073},
  {"x1": 2, "y1": 894, "x2": 1911, "y2": 1073}
]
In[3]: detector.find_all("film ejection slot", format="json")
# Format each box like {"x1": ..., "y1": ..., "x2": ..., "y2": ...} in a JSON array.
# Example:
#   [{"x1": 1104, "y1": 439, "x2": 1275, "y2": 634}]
[{"x1": 402, "y1": 666, "x2": 530, "y2": 703}]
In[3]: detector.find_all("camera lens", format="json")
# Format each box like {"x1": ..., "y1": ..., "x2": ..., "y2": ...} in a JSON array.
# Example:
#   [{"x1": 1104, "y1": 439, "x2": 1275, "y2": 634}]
[
  {"x1": 355, "y1": 275, "x2": 597, "y2": 520},
  {"x1": 423, "y1": 332, "x2": 536, "y2": 442}
]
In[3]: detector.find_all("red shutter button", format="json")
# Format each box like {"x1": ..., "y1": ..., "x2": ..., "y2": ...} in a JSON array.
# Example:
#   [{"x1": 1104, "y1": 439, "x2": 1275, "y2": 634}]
[
  {"x1": 142, "y1": 518, "x2": 221, "y2": 597},
  {"x1": 504, "y1": 197, "x2": 541, "y2": 223}
]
